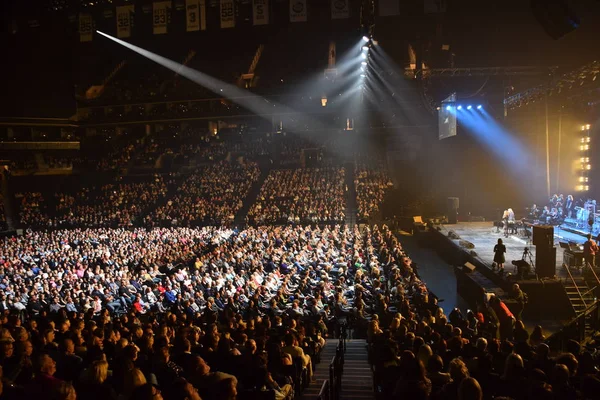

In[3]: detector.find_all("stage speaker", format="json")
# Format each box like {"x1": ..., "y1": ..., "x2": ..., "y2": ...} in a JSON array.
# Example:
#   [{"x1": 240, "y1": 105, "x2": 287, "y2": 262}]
[
  {"x1": 533, "y1": 225, "x2": 554, "y2": 247},
  {"x1": 447, "y1": 197, "x2": 459, "y2": 224},
  {"x1": 531, "y1": 0, "x2": 580, "y2": 40},
  {"x1": 463, "y1": 262, "x2": 476, "y2": 273},
  {"x1": 535, "y1": 246, "x2": 557, "y2": 278}
]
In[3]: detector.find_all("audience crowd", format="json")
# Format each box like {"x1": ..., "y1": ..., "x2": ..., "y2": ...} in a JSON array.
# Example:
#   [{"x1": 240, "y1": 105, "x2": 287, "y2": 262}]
[
  {"x1": 145, "y1": 162, "x2": 259, "y2": 227},
  {"x1": 0, "y1": 223, "x2": 400, "y2": 400},
  {"x1": 247, "y1": 167, "x2": 346, "y2": 225},
  {"x1": 355, "y1": 162, "x2": 394, "y2": 222}
]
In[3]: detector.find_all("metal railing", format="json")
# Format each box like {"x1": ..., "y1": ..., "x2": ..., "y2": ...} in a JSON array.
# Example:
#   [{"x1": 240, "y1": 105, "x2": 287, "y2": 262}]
[{"x1": 564, "y1": 263, "x2": 587, "y2": 308}]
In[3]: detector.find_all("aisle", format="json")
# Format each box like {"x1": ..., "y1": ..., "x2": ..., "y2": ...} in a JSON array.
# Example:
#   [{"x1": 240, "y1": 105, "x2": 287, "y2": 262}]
[
  {"x1": 339, "y1": 340, "x2": 373, "y2": 400},
  {"x1": 301, "y1": 339, "x2": 338, "y2": 399},
  {"x1": 398, "y1": 233, "x2": 467, "y2": 315}
]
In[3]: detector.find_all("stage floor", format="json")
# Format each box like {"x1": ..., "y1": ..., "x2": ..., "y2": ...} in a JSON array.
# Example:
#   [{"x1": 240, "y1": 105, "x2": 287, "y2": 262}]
[{"x1": 439, "y1": 221, "x2": 580, "y2": 279}]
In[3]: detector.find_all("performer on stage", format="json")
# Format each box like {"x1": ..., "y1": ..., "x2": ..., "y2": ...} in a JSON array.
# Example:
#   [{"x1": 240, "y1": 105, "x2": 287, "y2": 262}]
[
  {"x1": 583, "y1": 234, "x2": 599, "y2": 268},
  {"x1": 566, "y1": 195, "x2": 574, "y2": 218},
  {"x1": 529, "y1": 204, "x2": 540, "y2": 219},
  {"x1": 507, "y1": 208, "x2": 516, "y2": 234},
  {"x1": 493, "y1": 238, "x2": 506, "y2": 273}
]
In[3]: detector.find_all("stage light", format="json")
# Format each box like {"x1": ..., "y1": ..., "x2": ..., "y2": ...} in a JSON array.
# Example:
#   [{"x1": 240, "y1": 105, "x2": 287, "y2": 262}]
[
  {"x1": 577, "y1": 185, "x2": 584, "y2": 191},
  {"x1": 361, "y1": 53, "x2": 367, "y2": 59},
  {"x1": 467, "y1": 105, "x2": 472, "y2": 110},
  {"x1": 586, "y1": 137, "x2": 591, "y2": 143},
  {"x1": 436, "y1": 106, "x2": 441, "y2": 110},
  {"x1": 477, "y1": 105, "x2": 482, "y2": 109},
  {"x1": 362, "y1": 36, "x2": 369, "y2": 42},
  {"x1": 457, "y1": 105, "x2": 462, "y2": 110},
  {"x1": 361, "y1": 61, "x2": 367, "y2": 66},
  {"x1": 446, "y1": 105, "x2": 451, "y2": 111},
  {"x1": 579, "y1": 177, "x2": 585, "y2": 182},
  {"x1": 582, "y1": 126, "x2": 586, "y2": 131},
  {"x1": 586, "y1": 164, "x2": 591, "y2": 170},
  {"x1": 360, "y1": 74, "x2": 366, "y2": 78},
  {"x1": 586, "y1": 124, "x2": 591, "y2": 130},
  {"x1": 362, "y1": 46, "x2": 369, "y2": 52}
]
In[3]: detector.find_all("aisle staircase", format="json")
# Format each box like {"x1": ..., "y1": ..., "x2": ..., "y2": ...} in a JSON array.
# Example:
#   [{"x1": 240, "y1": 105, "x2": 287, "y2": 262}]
[
  {"x1": 232, "y1": 166, "x2": 270, "y2": 227},
  {"x1": 339, "y1": 340, "x2": 373, "y2": 400},
  {"x1": 345, "y1": 162, "x2": 357, "y2": 227},
  {"x1": 301, "y1": 340, "x2": 338, "y2": 399},
  {"x1": 563, "y1": 264, "x2": 598, "y2": 315}
]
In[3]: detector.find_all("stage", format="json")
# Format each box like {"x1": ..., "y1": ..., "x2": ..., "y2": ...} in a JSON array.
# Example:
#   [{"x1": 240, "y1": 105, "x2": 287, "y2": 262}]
[
  {"x1": 435, "y1": 221, "x2": 583, "y2": 337},
  {"x1": 439, "y1": 221, "x2": 590, "y2": 279}
]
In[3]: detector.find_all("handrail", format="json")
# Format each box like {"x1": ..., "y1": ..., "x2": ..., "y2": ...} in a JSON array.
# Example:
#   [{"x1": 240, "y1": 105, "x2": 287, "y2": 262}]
[
  {"x1": 588, "y1": 261, "x2": 600, "y2": 288},
  {"x1": 564, "y1": 263, "x2": 587, "y2": 308},
  {"x1": 581, "y1": 286, "x2": 598, "y2": 300}
]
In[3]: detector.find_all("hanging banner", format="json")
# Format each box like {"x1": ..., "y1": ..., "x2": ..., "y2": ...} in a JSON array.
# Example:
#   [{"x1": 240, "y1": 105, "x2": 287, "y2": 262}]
[
  {"x1": 424, "y1": 0, "x2": 447, "y2": 13},
  {"x1": 290, "y1": 0, "x2": 307, "y2": 22},
  {"x1": 220, "y1": 0, "x2": 235, "y2": 28},
  {"x1": 379, "y1": 0, "x2": 399, "y2": 16},
  {"x1": 153, "y1": 1, "x2": 170, "y2": 34},
  {"x1": 79, "y1": 13, "x2": 93, "y2": 42},
  {"x1": 331, "y1": 0, "x2": 349, "y2": 19},
  {"x1": 116, "y1": 5, "x2": 134, "y2": 38},
  {"x1": 186, "y1": 0, "x2": 205, "y2": 31},
  {"x1": 252, "y1": 0, "x2": 269, "y2": 25}
]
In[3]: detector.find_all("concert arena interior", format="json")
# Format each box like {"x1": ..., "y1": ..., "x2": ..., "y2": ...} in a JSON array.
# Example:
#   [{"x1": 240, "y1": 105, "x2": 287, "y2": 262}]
[{"x1": 1, "y1": 0, "x2": 600, "y2": 399}]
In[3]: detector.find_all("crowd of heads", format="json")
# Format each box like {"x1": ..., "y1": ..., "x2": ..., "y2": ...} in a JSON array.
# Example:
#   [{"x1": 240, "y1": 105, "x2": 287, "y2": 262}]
[
  {"x1": 0, "y1": 222, "x2": 417, "y2": 400},
  {"x1": 355, "y1": 162, "x2": 393, "y2": 222},
  {"x1": 18, "y1": 176, "x2": 171, "y2": 229},
  {"x1": 247, "y1": 167, "x2": 346, "y2": 225},
  {"x1": 145, "y1": 162, "x2": 259, "y2": 227}
]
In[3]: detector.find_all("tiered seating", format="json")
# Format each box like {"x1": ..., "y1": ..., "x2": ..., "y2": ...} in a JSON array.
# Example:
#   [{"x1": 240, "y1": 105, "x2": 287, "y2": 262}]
[
  {"x1": 50, "y1": 176, "x2": 169, "y2": 228},
  {"x1": 354, "y1": 160, "x2": 393, "y2": 221},
  {"x1": 145, "y1": 161, "x2": 259, "y2": 227},
  {"x1": 247, "y1": 167, "x2": 346, "y2": 225}
]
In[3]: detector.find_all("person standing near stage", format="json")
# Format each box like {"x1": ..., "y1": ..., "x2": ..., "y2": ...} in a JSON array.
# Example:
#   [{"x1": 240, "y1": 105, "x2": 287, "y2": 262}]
[
  {"x1": 493, "y1": 238, "x2": 506, "y2": 273},
  {"x1": 566, "y1": 195, "x2": 574, "y2": 218},
  {"x1": 512, "y1": 283, "x2": 527, "y2": 321},
  {"x1": 488, "y1": 295, "x2": 515, "y2": 341},
  {"x1": 583, "y1": 234, "x2": 599, "y2": 268}
]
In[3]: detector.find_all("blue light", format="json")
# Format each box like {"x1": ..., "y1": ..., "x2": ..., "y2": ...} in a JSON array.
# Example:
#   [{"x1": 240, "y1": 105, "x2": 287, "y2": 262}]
[
  {"x1": 446, "y1": 105, "x2": 451, "y2": 111},
  {"x1": 477, "y1": 105, "x2": 482, "y2": 110},
  {"x1": 457, "y1": 105, "x2": 462, "y2": 110},
  {"x1": 467, "y1": 105, "x2": 472, "y2": 110}
]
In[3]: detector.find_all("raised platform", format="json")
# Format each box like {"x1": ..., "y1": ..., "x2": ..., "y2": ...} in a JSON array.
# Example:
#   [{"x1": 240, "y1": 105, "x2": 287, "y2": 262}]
[{"x1": 429, "y1": 222, "x2": 574, "y2": 336}]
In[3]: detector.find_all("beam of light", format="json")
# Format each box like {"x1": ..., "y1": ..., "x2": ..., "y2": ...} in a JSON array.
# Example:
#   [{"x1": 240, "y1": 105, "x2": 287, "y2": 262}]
[
  {"x1": 96, "y1": 30, "x2": 329, "y2": 132},
  {"x1": 458, "y1": 107, "x2": 533, "y2": 174},
  {"x1": 286, "y1": 39, "x2": 364, "y2": 105}
]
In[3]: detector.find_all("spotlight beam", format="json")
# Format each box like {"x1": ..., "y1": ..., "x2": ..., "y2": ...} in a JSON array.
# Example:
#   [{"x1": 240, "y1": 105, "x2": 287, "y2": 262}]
[{"x1": 96, "y1": 30, "x2": 329, "y2": 132}]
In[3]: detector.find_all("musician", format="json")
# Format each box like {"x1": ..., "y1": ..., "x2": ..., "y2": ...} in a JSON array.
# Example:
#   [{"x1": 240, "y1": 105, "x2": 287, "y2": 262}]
[
  {"x1": 493, "y1": 238, "x2": 506, "y2": 273},
  {"x1": 583, "y1": 234, "x2": 599, "y2": 268},
  {"x1": 501, "y1": 210, "x2": 509, "y2": 237},
  {"x1": 566, "y1": 195, "x2": 574, "y2": 218},
  {"x1": 507, "y1": 208, "x2": 516, "y2": 234},
  {"x1": 541, "y1": 206, "x2": 551, "y2": 224},
  {"x1": 529, "y1": 204, "x2": 540, "y2": 219}
]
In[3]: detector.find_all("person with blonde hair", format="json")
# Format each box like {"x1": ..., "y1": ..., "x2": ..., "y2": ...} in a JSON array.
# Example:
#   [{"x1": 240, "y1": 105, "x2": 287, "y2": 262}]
[
  {"x1": 119, "y1": 368, "x2": 147, "y2": 400},
  {"x1": 79, "y1": 359, "x2": 117, "y2": 400},
  {"x1": 367, "y1": 320, "x2": 382, "y2": 343},
  {"x1": 56, "y1": 381, "x2": 77, "y2": 400}
]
